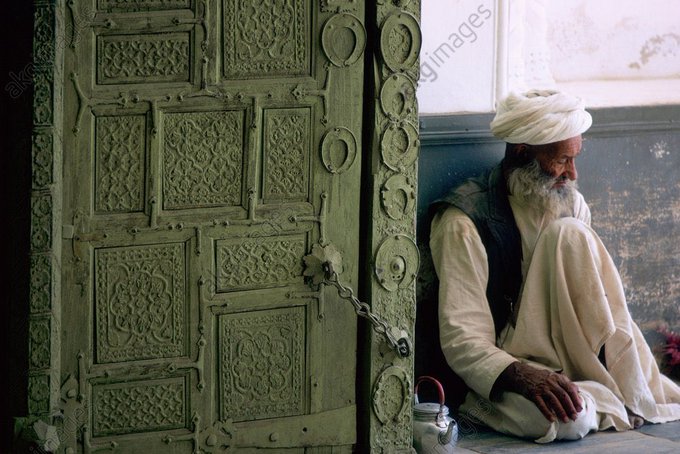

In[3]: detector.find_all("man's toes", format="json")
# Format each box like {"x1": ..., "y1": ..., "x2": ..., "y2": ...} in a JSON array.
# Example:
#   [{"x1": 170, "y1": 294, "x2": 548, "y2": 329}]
[{"x1": 628, "y1": 415, "x2": 645, "y2": 429}]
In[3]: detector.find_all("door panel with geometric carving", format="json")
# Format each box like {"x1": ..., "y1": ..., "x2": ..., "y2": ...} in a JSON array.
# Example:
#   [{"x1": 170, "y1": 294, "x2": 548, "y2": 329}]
[{"x1": 59, "y1": 1, "x2": 365, "y2": 451}]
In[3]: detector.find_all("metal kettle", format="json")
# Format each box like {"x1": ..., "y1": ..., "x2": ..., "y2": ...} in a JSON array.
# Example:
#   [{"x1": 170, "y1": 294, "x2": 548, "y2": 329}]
[{"x1": 412, "y1": 376, "x2": 458, "y2": 454}]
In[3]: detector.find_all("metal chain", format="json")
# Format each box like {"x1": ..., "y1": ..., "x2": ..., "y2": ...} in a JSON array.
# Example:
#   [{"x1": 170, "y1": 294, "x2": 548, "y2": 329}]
[{"x1": 323, "y1": 264, "x2": 411, "y2": 357}]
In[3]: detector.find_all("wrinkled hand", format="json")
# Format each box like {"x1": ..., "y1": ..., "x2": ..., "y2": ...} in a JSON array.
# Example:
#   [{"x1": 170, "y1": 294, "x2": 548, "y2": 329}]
[{"x1": 497, "y1": 362, "x2": 582, "y2": 423}]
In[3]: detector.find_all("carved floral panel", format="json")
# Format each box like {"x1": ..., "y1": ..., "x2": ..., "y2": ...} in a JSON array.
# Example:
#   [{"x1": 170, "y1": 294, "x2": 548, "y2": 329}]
[
  {"x1": 28, "y1": 374, "x2": 50, "y2": 415},
  {"x1": 32, "y1": 131, "x2": 53, "y2": 189},
  {"x1": 33, "y1": 69, "x2": 53, "y2": 125},
  {"x1": 31, "y1": 194, "x2": 52, "y2": 251},
  {"x1": 219, "y1": 306, "x2": 306, "y2": 422},
  {"x1": 29, "y1": 317, "x2": 51, "y2": 370},
  {"x1": 30, "y1": 254, "x2": 51, "y2": 314},
  {"x1": 97, "y1": 33, "x2": 191, "y2": 85},
  {"x1": 163, "y1": 110, "x2": 244, "y2": 209},
  {"x1": 92, "y1": 377, "x2": 187, "y2": 436},
  {"x1": 33, "y1": 5, "x2": 55, "y2": 65},
  {"x1": 262, "y1": 108, "x2": 310, "y2": 202},
  {"x1": 98, "y1": 0, "x2": 190, "y2": 11},
  {"x1": 215, "y1": 234, "x2": 305, "y2": 292},
  {"x1": 223, "y1": 0, "x2": 309, "y2": 78},
  {"x1": 95, "y1": 115, "x2": 146, "y2": 213},
  {"x1": 321, "y1": 0, "x2": 359, "y2": 12},
  {"x1": 95, "y1": 243, "x2": 187, "y2": 363}
]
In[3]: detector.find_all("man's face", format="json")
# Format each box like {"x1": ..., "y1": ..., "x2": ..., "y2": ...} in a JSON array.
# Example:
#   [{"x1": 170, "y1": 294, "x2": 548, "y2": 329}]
[
  {"x1": 507, "y1": 136, "x2": 583, "y2": 216},
  {"x1": 529, "y1": 136, "x2": 583, "y2": 189}
]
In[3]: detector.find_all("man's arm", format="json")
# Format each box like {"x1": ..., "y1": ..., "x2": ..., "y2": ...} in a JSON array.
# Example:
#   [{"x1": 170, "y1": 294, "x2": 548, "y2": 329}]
[{"x1": 431, "y1": 208, "x2": 517, "y2": 399}]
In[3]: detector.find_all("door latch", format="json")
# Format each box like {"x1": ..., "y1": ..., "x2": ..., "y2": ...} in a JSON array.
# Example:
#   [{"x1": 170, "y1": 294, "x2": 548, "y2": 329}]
[{"x1": 303, "y1": 244, "x2": 412, "y2": 358}]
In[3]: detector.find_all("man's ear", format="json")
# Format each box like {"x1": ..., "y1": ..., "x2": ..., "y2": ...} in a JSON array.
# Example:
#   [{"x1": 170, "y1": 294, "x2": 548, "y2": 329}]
[
  {"x1": 511, "y1": 143, "x2": 530, "y2": 161},
  {"x1": 504, "y1": 143, "x2": 532, "y2": 167},
  {"x1": 515, "y1": 143, "x2": 529, "y2": 157}
]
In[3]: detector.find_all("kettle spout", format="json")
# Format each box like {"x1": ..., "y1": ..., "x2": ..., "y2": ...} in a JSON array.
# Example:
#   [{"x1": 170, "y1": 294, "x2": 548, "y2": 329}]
[{"x1": 438, "y1": 421, "x2": 456, "y2": 445}]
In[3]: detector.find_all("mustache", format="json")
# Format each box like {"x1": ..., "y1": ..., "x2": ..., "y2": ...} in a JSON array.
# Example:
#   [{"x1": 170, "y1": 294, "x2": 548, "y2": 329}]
[{"x1": 507, "y1": 159, "x2": 578, "y2": 199}]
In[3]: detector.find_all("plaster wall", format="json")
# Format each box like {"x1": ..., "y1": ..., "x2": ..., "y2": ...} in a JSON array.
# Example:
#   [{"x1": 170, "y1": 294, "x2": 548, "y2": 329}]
[
  {"x1": 418, "y1": 0, "x2": 680, "y2": 114},
  {"x1": 547, "y1": 0, "x2": 680, "y2": 82},
  {"x1": 418, "y1": 1, "x2": 496, "y2": 114}
]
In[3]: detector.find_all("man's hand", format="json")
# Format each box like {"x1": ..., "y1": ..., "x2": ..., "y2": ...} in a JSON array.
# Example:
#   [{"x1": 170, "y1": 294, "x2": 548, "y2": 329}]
[{"x1": 494, "y1": 362, "x2": 583, "y2": 423}]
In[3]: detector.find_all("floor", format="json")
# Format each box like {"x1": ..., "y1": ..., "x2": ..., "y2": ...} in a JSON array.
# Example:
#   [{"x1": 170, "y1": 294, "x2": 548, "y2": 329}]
[{"x1": 454, "y1": 420, "x2": 680, "y2": 453}]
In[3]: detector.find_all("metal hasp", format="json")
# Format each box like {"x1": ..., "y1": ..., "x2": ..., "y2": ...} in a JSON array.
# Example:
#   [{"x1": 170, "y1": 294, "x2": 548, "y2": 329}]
[{"x1": 303, "y1": 243, "x2": 412, "y2": 358}]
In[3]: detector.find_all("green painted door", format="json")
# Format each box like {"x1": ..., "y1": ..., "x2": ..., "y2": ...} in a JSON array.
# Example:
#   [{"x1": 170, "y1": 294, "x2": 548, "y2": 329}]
[{"x1": 59, "y1": 1, "x2": 365, "y2": 451}]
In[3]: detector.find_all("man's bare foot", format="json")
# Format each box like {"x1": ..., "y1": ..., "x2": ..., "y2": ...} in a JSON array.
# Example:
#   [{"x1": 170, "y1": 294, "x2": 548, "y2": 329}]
[{"x1": 628, "y1": 411, "x2": 645, "y2": 429}]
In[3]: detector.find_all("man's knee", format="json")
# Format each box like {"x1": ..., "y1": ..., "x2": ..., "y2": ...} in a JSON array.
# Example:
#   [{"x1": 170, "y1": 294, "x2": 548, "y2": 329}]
[
  {"x1": 460, "y1": 391, "x2": 599, "y2": 442},
  {"x1": 538, "y1": 217, "x2": 598, "y2": 254},
  {"x1": 552, "y1": 392, "x2": 599, "y2": 441},
  {"x1": 494, "y1": 392, "x2": 598, "y2": 442},
  {"x1": 543, "y1": 216, "x2": 589, "y2": 239}
]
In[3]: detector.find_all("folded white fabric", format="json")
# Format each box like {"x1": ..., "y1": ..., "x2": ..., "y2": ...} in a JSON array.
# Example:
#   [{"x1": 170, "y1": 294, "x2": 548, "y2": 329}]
[{"x1": 490, "y1": 89, "x2": 592, "y2": 145}]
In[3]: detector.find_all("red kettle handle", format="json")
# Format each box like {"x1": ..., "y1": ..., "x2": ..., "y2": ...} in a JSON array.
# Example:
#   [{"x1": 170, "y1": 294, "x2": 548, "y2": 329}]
[{"x1": 414, "y1": 375, "x2": 445, "y2": 405}]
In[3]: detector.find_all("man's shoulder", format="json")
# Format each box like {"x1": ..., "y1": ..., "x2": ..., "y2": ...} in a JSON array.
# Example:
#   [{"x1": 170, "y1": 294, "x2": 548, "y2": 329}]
[
  {"x1": 431, "y1": 166, "x2": 497, "y2": 215},
  {"x1": 572, "y1": 190, "x2": 591, "y2": 223},
  {"x1": 453, "y1": 176, "x2": 490, "y2": 197},
  {"x1": 430, "y1": 205, "x2": 479, "y2": 242},
  {"x1": 437, "y1": 205, "x2": 474, "y2": 224}
]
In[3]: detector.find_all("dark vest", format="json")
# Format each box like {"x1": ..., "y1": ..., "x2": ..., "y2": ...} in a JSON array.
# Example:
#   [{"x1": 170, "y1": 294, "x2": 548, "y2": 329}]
[{"x1": 431, "y1": 162, "x2": 523, "y2": 335}]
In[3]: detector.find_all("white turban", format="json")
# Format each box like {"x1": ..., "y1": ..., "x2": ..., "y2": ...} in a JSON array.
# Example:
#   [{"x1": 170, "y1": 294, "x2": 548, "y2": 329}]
[{"x1": 490, "y1": 89, "x2": 592, "y2": 145}]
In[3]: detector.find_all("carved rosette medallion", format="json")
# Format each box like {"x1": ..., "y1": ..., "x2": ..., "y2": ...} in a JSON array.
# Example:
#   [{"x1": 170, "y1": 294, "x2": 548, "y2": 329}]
[
  {"x1": 32, "y1": 131, "x2": 54, "y2": 189},
  {"x1": 380, "y1": 174, "x2": 415, "y2": 220},
  {"x1": 29, "y1": 317, "x2": 51, "y2": 369},
  {"x1": 320, "y1": 127, "x2": 357, "y2": 174},
  {"x1": 30, "y1": 254, "x2": 52, "y2": 314},
  {"x1": 31, "y1": 194, "x2": 52, "y2": 251},
  {"x1": 28, "y1": 375, "x2": 51, "y2": 415},
  {"x1": 321, "y1": 13, "x2": 366, "y2": 67},
  {"x1": 33, "y1": 70, "x2": 53, "y2": 126},
  {"x1": 380, "y1": 121, "x2": 419, "y2": 171},
  {"x1": 94, "y1": 243, "x2": 187, "y2": 363},
  {"x1": 371, "y1": 365, "x2": 410, "y2": 424},
  {"x1": 379, "y1": 73, "x2": 416, "y2": 121},
  {"x1": 374, "y1": 234, "x2": 419, "y2": 292},
  {"x1": 219, "y1": 306, "x2": 306, "y2": 422},
  {"x1": 379, "y1": 11, "x2": 421, "y2": 72}
]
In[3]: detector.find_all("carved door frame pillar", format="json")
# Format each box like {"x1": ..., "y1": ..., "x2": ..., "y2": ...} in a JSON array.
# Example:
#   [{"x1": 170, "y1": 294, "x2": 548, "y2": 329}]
[
  {"x1": 28, "y1": 0, "x2": 65, "y2": 423},
  {"x1": 362, "y1": 1, "x2": 421, "y2": 452}
]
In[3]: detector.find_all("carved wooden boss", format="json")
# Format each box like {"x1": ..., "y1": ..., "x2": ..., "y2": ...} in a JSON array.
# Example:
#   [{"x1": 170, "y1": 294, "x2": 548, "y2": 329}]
[{"x1": 29, "y1": 0, "x2": 421, "y2": 452}]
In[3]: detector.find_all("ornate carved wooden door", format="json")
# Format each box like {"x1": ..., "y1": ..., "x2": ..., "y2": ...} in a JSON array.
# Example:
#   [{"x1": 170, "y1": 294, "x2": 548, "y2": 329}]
[{"x1": 58, "y1": 1, "x2": 366, "y2": 451}]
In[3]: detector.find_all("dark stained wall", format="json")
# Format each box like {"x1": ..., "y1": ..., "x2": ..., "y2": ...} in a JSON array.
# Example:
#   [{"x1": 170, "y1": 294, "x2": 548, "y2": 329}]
[{"x1": 415, "y1": 107, "x2": 680, "y2": 408}]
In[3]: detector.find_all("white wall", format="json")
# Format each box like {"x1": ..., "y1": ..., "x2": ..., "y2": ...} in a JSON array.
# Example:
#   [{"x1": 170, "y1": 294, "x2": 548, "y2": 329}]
[
  {"x1": 547, "y1": 0, "x2": 680, "y2": 81},
  {"x1": 418, "y1": 0, "x2": 680, "y2": 114},
  {"x1": 418, "y1": 1, "x2": 497, "y2": 114}
]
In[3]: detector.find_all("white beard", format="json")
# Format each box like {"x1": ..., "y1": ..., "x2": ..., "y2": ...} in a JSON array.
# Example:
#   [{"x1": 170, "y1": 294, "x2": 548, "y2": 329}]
[{"x1": 506, "y1": 159, "x2": 577, "y2": 218}]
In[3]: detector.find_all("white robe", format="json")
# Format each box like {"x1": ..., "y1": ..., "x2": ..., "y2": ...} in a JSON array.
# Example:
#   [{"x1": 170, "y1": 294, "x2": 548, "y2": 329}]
[{"x1": 430, "y1": 190, "x2": 680, "y2": 442}]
